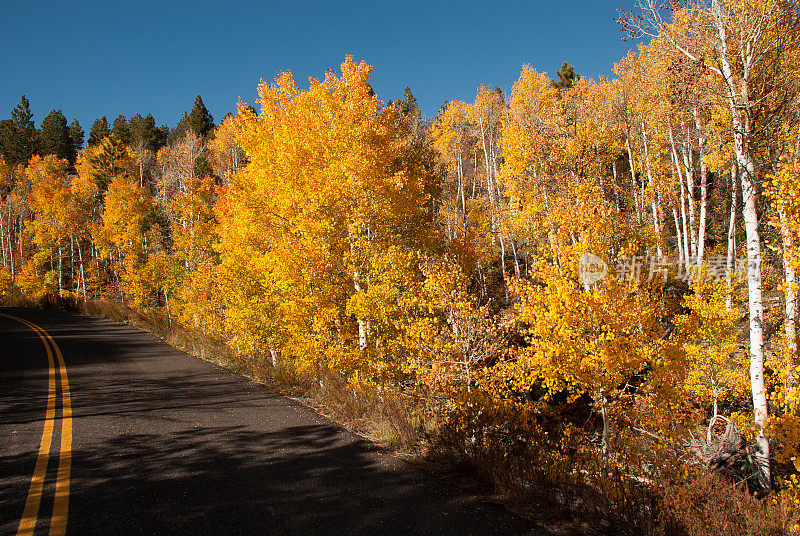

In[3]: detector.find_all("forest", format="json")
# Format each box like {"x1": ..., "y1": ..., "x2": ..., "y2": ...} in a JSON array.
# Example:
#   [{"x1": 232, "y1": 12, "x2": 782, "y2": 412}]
[{"x1": 2, "y1": 1, "x2": 800, "y2": 533}]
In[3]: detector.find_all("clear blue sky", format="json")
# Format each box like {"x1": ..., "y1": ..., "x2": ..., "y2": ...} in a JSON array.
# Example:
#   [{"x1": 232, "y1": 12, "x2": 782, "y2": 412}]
[{"x1": 0, "y1": 0, "x2": 638, "y2": 132}]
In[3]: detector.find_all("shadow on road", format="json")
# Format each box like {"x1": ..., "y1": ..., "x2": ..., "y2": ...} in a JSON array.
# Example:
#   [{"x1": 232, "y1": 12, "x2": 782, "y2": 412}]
[{"x1": 0, "y1": 308, "x2": 536, "y2": 535}]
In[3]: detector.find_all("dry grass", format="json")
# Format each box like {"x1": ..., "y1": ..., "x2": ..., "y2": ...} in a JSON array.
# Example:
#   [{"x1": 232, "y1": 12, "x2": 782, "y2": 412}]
[{"x1": 658, "y1": 472, "x2": 792, "y2": 536}]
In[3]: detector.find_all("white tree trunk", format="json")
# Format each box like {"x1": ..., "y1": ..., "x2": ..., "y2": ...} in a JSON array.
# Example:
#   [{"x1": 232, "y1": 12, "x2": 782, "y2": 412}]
[
  {"x1": 600, "y1": 389, "x2": 610, "y2": 476},
  {"x1": 781, "y1": 209, "x2": 798, "y2": 405},
  {"x1": 353, "y1": 271, "x2": 368, "y2": 351},
  {"x1": 681, "y1": 142, "x2": 698, "y2": 260},
  {"x1": 641, "y1": 121, "x2": 663, "y2": 259},
  {"x1": 58, "y1": 244, "x2": 63, "y2": 293},
  {"x1": 726, "y1": 165, "x2": 737, "y2": 311},
  {"x1": 740, "y1": 148, "x2": 770, "y2": 489},
  {"x1": 694, "y1": 110, "x2": 708, "y2": 264},
  {"x1": 698, "y1": 167, "x2": 708, "y2": 264},
  {"x1": 678, "y1": 167, "x2": 691, "y2": 272},
  {"x1": 652, "y1": 198, "x2": 663, "y2": 260},
  {"x1": 625, "y1": 135, "x2": 641, "y2": 225},
  {"x1": 670, "y1": 130, "x2": 692, "y2": 272},
  {"x1": 710, "y1": 9, "x2": 772, "y2": 487},
  {"x1": 673, "y1": 207, "x2": 685, "y2": 267},
  {"x1": 458, "y1": 152, "x2": 466, "y2": 236},
  {"x1": 0, "y1": 209, "x2": 6, "y2": 267}
]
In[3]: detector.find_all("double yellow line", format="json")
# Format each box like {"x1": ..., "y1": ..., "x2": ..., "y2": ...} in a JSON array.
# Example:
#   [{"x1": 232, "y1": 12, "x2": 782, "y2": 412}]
[{"x1": 1, "y1": 313, "x2": 72, "y2": 536}]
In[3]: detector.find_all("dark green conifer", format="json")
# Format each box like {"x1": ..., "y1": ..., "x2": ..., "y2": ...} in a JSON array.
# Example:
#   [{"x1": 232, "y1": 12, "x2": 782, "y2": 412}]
[
  {"x1": 187, "y1": 95, "x2": 214, "y2": 138},
  {"x1": 111, "y1": 115, "x2": 132, "y2": 145},
  {"x1": 69, "y1": 119, "x2": 84, "y2": 158},
  {"x1": 551, "y1": 61, "x2": 581, "y2": 90},
  {"x1": 40, "y1": 109, "x2": 73, "y2": 162},
  {"x1": 88, "y1": 116, "x2": 110, "y2": 146},
  {"x1": 0, "y1": 95, "x2": 40, "y2": 166}
]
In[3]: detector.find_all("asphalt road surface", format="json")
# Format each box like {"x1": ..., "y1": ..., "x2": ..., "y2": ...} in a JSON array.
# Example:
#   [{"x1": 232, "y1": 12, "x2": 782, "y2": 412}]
[{"x1": 0, "y1": 307, "x2": 537, "y2": 535}]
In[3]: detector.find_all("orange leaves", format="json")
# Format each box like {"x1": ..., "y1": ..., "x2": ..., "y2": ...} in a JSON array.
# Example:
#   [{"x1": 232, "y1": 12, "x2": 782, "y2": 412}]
[
  {"x1": 502, "y1": 65, "x2": 561, "y2": 183},
  {"x1": 399, "y1": 257, "x2": 507, "y2": 393},
  {"x1": 674, "y1": 275, "x2": 748, "y2": 413},
  {"x1": 98, "y1": 174, "x2": 151, "y2": 261},
  {"x1": 169, "y1": 174, "x2": 217, "y2": 272},
  {"x1": 25, "y1": 155, "x2": 72, "y2": 223},
  {"x1": 24, "y1": 155, "x2": 75, "y2": 256},
  {"x1": 430, "y1": 100, "x2": 470, "y2": 162},
  {"x1": 767, "y1": 151, "x2": 800, "y2": 224},
  {"x1": 209, "y1": 115, "x2": 246, "y2": 185},
  {"x1": 509, "y1": 269, "x2": 669, "y2": 405},
  {"x1": 766, "y1": 149, "x2": 800, "y2": 285},
  {"x1": 218, "y1": 57, "x2": 440, "y2": 373}
]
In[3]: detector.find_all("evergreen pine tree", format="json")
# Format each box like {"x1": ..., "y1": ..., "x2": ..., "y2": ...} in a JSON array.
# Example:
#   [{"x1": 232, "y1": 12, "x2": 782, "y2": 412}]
[
  {"x1": 111, "y1": 115, "x2": 132, "y2": 145},
  {"x1": 394, "y1": 86, "x2": 422, "y2": 136},
  {"x1": 168, "y1": 112, "x2": 190, "y2": 145},
  {"x1": 551, "y1": 61, "x2": 580, "y2": 90},
  {"x1": 69, "y1": 119, "x2": 84, "y2": 158},
  {"x1": 88, "y1": 135, "x2": 130, "y2": 195},
  {"x1": 130, "y1": 113, "x2": 165, "y2": 152},
  {"x1": 187, "y1": 95, "x2": 214, "y2": 138},
  {"x1": 88, "y1": 116, "x2": 110, "y2": 146},
  {"x1": 40, "y1": 109, "x2": 73, "y2": 162},
  {"x1": 398, "y1": 86, "x2": 420, "y2": 118},
  {"x1": 156, "y1": 124, "x2": 170, "y2": 149},
  {"x1": 0, "y1": 95, "x2": 40, "y2": 166},
  {"x1": 0, "y1": 120, "x2": 16, "y2": 167}
]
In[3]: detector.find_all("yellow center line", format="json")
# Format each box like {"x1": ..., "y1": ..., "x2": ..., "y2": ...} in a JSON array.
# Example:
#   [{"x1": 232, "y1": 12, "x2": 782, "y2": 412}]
[
  {"x1": 1, "y1": 312, "x2": 56, "y2": 536},
  {"x1": 43, "y1": 326, "x2": 71, "y2": 536},
  {"x1": 1, "y1": 313, "x2": 72, "y2": 536}
]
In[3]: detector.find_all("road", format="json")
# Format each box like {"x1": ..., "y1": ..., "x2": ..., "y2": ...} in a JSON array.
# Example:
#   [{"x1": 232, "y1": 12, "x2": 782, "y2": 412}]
[{"x1": 0, "y1": 307, "x2": 536, "y2": 535}]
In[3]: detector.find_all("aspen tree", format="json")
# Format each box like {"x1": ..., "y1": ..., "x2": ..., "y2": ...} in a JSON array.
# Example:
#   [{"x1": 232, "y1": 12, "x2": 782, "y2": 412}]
[
  {"x1": 218, "y1": 57, "x2": 439, "y2": 374},
  {"x1": 629, "y1": 0, "x2": 800, "y2": 490}
]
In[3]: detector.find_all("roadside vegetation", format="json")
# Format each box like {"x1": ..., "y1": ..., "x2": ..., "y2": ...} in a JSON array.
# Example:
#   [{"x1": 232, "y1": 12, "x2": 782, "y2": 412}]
[{"x1": 3, "y1": 1, "x2": 800, "y2": 533}]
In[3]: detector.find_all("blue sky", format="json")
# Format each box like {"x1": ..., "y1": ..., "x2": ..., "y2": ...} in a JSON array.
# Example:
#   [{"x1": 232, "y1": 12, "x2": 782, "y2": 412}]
[{"x1": 0, "y1": 0, "x2": 638, "y2": 132}]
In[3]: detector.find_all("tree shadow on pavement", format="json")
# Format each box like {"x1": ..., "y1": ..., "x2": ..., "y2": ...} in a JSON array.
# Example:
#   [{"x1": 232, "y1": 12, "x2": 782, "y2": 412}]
[{"x1": 0, "y1": 307, "x2": 540, "y2": 536}]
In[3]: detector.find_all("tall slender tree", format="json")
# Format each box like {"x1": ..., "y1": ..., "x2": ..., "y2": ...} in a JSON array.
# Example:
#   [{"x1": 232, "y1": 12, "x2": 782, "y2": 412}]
[
  {"x1": 0, "y1": 95, "x2": 40, "y2": 167},
  {"x1": 111, "y1": 115, "x2": 132, "y2": 145},
  {"x1": 187, "y1": 95, "x2": 214, "y2": 138},
  {"x1": 629, "y1": 0, "x2": 800, "y2": 492},
  {"x1": 40, "y1": 109, "x2": 74, "y2": 163},
  {"x1": 88, "y1": 116, "x2": 110, "y2": 146},
  {"x1": 69, "y1": 119, "x2": 84, "y2": 157}
]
